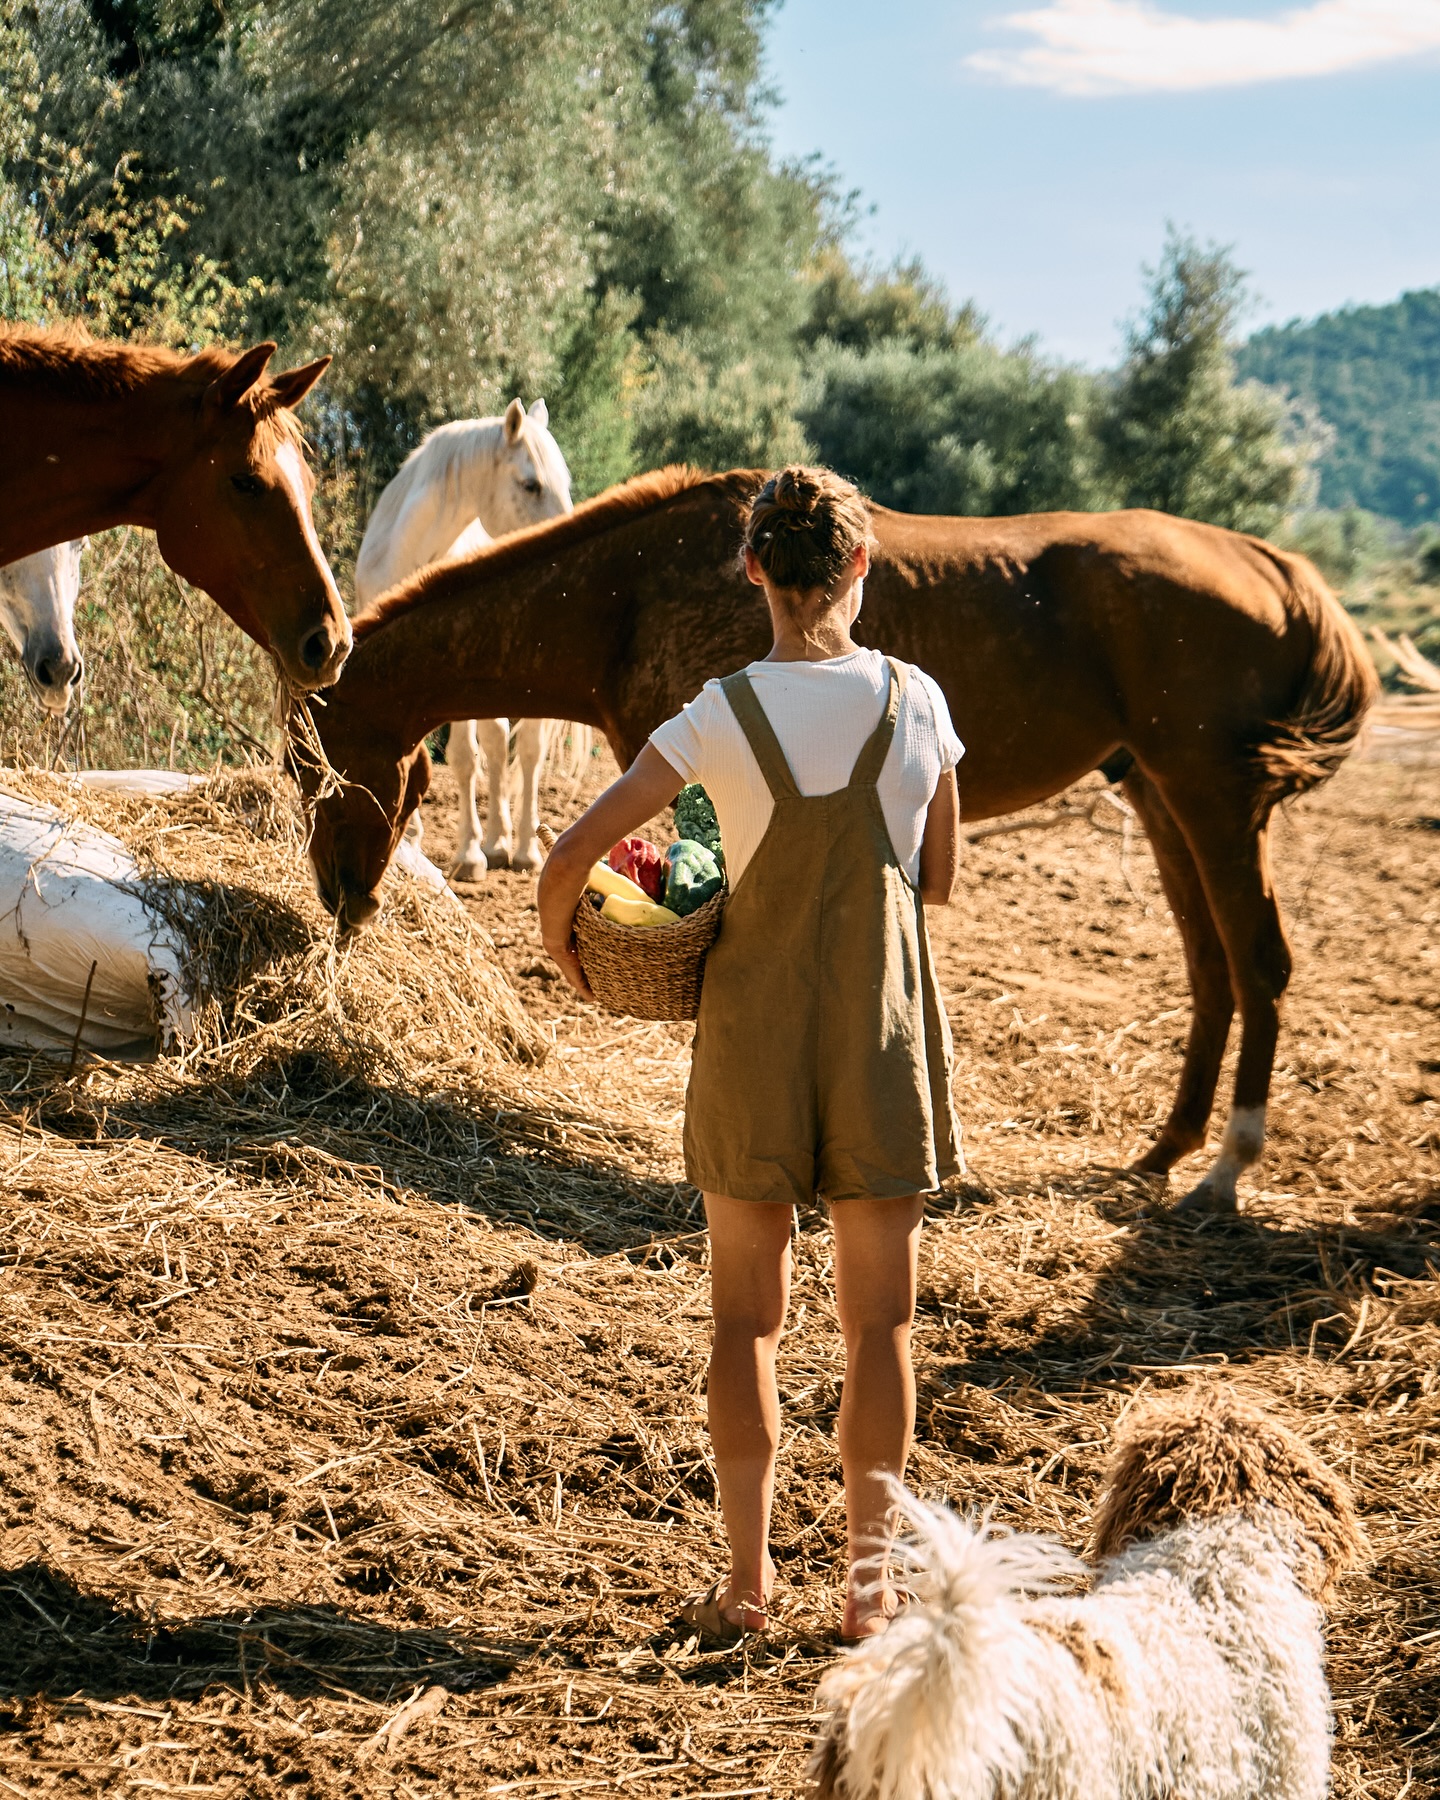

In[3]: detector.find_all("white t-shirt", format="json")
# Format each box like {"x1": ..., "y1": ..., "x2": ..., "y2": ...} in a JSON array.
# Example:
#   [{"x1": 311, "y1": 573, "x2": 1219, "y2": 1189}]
[{"x1": 649, "y1": 649, "x2": 964, "y2": 884}]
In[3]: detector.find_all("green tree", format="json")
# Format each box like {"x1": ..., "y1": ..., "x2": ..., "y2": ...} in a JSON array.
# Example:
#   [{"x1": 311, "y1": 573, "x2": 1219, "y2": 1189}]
[
  {"x1": 799, "y1": 336, "x2": 1106, "y2": 517},
  {"x1": 800, "y1": 249, "x2": 982, "y2": 355},
  {"x1": 1239, "y1": 287, "x2": 1440, "y2": 527},
  {"x1": 1098, "y1": 229, "x2": 1321, "y2": 535}
]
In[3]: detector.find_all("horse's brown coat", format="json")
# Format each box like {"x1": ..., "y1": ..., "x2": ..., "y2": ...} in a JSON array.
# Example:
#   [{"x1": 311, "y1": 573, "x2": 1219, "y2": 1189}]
[
  {"x1": 297, "y1": 468, "x2": 1376, "y2": 1196},
  {"x1": 0, "y1": 323, "x2": 350, "y2": 690}
]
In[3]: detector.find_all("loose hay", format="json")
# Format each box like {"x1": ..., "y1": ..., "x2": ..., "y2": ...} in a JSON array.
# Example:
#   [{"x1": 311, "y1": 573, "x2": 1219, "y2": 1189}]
[{"x1": 0, "y1": 752, "x2": 1435, "y2": 1797}]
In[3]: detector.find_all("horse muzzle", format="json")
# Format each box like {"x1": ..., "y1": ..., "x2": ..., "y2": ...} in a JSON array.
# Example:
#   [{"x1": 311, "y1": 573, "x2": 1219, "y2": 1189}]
[
  {"x1": 26, "y1": 644, "x2": 83, "y2": 716},
  {"x1": 276, "y1": 612, "x2": 353, "y2": 694}
]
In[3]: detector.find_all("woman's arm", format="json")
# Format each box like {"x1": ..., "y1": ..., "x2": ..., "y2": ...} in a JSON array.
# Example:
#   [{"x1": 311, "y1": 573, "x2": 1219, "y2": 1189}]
[
  {"x1": 918, "y1": 767, "x2": 959, "y2": 907},
  {"x1": 537, "y1": 742, "x2": 685, "y2": 997}
]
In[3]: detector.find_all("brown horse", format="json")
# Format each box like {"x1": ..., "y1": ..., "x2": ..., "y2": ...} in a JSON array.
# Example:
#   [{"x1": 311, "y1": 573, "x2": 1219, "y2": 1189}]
[
  {"x1": 0, "y1": 325, "x2": 350, "y2": 690},
  {"x1": 293, "y1": 467, "x2": 1375, "y2": 1211}
]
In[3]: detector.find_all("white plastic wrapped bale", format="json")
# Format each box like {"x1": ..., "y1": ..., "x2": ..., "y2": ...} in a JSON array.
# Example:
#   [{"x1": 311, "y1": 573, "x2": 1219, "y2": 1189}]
[{"x1": 0, "y1": 788, "x2": 194, "y2": 1056}]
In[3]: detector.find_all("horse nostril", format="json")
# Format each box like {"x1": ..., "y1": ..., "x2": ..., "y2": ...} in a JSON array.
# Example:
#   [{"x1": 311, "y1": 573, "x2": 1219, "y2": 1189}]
[
  {"x1": 70, "y1": 657, "x2": 83, "y2": 688},
  {"x1": 35, "y1": 659, "x2": 56, "y2": 689},
  {"x1": 300, "y1": 627, "x2": 332, "y2": 671}
]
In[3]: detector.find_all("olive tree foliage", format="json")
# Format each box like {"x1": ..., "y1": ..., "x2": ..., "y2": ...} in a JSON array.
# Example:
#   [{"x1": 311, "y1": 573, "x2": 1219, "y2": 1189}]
[
  {"x1": 801, "y1": 337, "x2": 1106, "y2": 517},
  {"x1": 6, "y1": 0, "x2": 826, "y2": 488},
  {"x1": 4, "y1": 5, "x2": 1323, "y2": 534},
  {"x1": 795, "y1": 254, "x2": 1107, "y2": 516},
  {"x1": 1097, "y1": 229, "x2": 1326, "y2": 536},
  {"x1": 0, "y1": 0, "x2": 258, "y2": 337}
]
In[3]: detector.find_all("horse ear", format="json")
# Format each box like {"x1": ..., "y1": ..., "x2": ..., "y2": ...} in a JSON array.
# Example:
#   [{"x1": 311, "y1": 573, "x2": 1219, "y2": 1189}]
[
  {"x1": 266, "y1": 355, "x2": 332, "y2": 413},
  {"x1": 503, "y1": 397, "x2": 526, "y2": 444},
  {"x1": 206, "y1": 342, "x2": 277, "y2": 411},
  {"x1": 528, "y1": 397, "x2": 549, "y2": 429}
]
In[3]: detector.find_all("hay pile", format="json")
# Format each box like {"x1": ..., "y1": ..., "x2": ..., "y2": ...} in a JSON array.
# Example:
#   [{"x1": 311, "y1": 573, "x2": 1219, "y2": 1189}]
[
  {"x1": 0, "y1": 768, "x2": 586, "y2": 1196},
  {"x1": 0, "y1": 752, "x2": 1434, "y2": 1798}
]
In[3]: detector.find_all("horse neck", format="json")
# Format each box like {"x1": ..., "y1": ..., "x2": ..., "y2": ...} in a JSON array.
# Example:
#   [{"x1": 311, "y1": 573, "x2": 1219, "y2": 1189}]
[
  {"x1": 343, "y1": 557, "x2": 613, "y2": 753},
  {"x1": 0, "y1": 357, "x2": 192, "y2": 551}
]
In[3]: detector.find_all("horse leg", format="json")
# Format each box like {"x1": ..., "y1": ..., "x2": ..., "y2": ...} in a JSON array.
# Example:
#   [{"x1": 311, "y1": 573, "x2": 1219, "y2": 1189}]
[
  {"x1": 1160, "y1": 785, "x2": 1293, "y2": 1215},
  {"x1": 509, "y1": 718, "x2": 550, "y2": 872},
  {"x1": 448, "y1": 720, "x2": 489, "y2": 881},
  {"x1": 1122, "y1": 767, "x2": 1235, "y2": 1177},
  {"x1": 477, "y1": 717, "x2": 514, "y2": 869}
]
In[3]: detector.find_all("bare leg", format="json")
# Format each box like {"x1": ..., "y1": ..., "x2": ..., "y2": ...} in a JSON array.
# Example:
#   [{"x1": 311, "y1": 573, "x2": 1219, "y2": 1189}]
[
  {"x1": 702, "y1": 1193, "x2": 794, "y2": 1630},
  {"x1": 831, "y1": 1193, "x2": 924, "y2": 1639},
  {"x1": 510, "y1": 717, "x2": 550, "y2": 872},
  {"x1": 447, "y1": 720, "x2": 488, "y2": 881},
  {"x1": 476, "y1": 717, "x2": 513, "y2": 869},
  {"x1": 1122, "y1": 767, "x2": 1234, "y2": 1175}
]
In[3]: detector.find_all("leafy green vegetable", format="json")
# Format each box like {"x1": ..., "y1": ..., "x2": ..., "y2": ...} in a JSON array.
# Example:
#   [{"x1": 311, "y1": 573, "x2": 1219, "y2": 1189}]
[
  {"x1": 674, "y1": 784, "x2": 723, "y2": 869},
  {"x1": 663, "y1": 840, "x2": 724, "y2": 917}
]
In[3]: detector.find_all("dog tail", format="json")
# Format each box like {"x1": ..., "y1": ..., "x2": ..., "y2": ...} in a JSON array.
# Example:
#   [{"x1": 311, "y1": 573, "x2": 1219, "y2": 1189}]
[
  {"x1": 811, "y1": 1495, "x2": 1081, "y2": 1800},
  {"x1": 1092, "y1": 1385, "x2": 1363, "y2": 1596}
]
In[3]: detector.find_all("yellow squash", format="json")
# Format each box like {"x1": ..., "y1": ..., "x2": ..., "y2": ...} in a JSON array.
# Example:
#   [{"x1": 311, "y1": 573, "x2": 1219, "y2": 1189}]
[
  {"x1": 586, "y1": 860, "x2": 652, "y2": 904},
  {"x1": 600, "y1": 894, "x2": 682, "y2": 929}
]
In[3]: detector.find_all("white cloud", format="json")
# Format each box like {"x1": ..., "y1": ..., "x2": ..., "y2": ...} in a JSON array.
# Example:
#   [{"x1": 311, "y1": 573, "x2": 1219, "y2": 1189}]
[{"x1": 967, "y1": 0, "x2": 1440, "y2": 96}]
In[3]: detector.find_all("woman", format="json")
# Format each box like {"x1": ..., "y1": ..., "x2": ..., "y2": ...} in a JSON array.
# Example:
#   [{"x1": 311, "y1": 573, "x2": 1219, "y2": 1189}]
[{"x1": 538, "y1": 466, "x2": 963, "y2": 1641}]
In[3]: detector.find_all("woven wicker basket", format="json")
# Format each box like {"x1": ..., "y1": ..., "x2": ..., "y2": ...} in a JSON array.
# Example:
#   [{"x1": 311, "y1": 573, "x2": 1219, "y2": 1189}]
[{"x1": 572, "y1": 884, "x2": 726, "y2": 1020}]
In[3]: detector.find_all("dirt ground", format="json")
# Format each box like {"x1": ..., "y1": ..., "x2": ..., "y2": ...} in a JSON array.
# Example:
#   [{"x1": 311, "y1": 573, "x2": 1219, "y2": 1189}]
[{"x1": 0, "y1": 744, "x2": 1436, "y2": 1798}]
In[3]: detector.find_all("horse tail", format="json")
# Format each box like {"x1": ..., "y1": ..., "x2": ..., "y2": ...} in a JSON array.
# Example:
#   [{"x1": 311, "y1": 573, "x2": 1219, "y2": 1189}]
[{"x1": 1247, "y1": 544, "x2": 1377, "y2": 814}]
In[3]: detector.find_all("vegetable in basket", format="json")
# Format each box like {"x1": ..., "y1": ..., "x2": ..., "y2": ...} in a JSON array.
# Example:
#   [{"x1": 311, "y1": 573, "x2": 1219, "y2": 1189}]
[
  {"x1": 585, "y1": 860, "x2": 651, "y2": 904},
  {"x1": 600, "y1": 894, "x2": 681, "y2": 928},
  {"x1": 663, "y1": 839, "x2": 724, "y2": 917},
  {"x1": 674, "y1": 784, "x2": 723, "y2": 869},
  {"x1": 607, "y1": 835, "x2": 665, "y2": 901}
]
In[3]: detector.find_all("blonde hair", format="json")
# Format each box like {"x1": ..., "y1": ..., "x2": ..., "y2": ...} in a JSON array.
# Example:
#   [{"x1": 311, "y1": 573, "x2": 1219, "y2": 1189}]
[{"x1": 743, "y1": 465, "x2": 874, "y2": 595}]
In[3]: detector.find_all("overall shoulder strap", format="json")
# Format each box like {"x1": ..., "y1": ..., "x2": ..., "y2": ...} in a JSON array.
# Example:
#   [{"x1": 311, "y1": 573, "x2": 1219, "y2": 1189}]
[
  {"x1": 849, "y1": 657, "x2": 908, "y2": 788},
  {"x1": 720, "y1": 670, "x2": 800, "y2": 800}
]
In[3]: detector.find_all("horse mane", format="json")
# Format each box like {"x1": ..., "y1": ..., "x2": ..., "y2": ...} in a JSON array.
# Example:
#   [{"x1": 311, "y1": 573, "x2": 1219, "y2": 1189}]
[
  {"x1": 352, "y1": 465, "x2": 763, "y2": 641},
  {"x1": 0, "y1": 321, "x2": 304, "y2": 449}
]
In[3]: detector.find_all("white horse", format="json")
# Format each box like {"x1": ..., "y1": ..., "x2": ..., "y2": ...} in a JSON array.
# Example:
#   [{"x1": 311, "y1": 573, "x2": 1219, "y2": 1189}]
[
  {"x1": 354, "y1": 399, "x2": 574, "y2": 877},
  {"x1": 0, "y1": 541, "x2": 86, "y2": 717}
]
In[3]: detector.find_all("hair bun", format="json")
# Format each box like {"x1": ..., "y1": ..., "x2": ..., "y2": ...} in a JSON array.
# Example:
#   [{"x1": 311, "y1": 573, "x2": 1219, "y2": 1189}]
[{"x1": 771, "y1": 466, "x2": 821, "y2": 523}]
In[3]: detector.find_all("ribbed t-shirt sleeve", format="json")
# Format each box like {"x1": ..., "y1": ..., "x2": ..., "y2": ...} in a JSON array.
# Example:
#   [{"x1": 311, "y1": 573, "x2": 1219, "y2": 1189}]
[
  {"x1": 649, "y1": 681, "x2": 718, "y2": 786},
  {"x1": 918, "y1": 670, "x2": 965, "y2": 770}
]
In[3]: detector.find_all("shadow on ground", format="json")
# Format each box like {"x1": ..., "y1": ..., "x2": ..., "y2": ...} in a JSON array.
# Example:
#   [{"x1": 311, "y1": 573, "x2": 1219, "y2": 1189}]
[
  {"x1": 0, "y1": 1561, "x2": 525, "y2": 1704},
  {"x1": 7, "y1": 1047, "x2": 700, "y2": 1255},
  {"x1": 920, "y1": 1165, "x2": 1440, "y2": 1392}
]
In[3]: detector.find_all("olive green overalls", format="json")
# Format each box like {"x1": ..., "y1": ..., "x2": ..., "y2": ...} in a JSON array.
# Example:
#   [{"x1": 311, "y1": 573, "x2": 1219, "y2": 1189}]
[{"x1": 684, "y1": 657, "x2": 962, "y2": 1206}]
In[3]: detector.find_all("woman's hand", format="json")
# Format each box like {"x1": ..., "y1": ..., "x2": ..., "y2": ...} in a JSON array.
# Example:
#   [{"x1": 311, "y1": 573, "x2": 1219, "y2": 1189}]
[{"x1": 536, "y1": 743, "x2": 685, "y2": 998}]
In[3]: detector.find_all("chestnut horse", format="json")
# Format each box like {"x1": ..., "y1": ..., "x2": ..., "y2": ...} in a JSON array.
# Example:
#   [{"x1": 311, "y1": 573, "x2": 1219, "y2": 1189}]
[
  {"x1": 0, "y1": 325, "x2": 350, "y2": 691},
  {"x1": 293, "y1": 468, "x2": 1375, "y2": 1211}
]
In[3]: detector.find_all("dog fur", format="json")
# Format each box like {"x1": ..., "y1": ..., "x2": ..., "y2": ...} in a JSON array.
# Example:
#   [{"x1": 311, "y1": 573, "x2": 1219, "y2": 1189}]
[{"x1": 811, "y1": 1386, "x2": 1362, "y2": 1800}]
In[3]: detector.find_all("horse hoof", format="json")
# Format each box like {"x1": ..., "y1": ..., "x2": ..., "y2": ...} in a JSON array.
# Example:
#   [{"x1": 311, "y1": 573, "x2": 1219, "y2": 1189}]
[
  {"x1": 449, "y1": 852, "x2": 489, "y2": 882},
  {"x1": 1174, "y1": 1177, "x2": 1241, "y2": 1219},
  {"x1": 483, "y1": 843, "x2": 512, "y2": 871},
  {"x1": 510, "y1": 842, "x2": 542, "y2": 873}
]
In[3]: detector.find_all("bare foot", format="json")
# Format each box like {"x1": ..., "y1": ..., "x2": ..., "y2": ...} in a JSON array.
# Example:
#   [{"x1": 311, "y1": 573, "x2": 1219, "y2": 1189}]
[{"x1": 842, "y1": 1586, "x2": 903, "y2": 1642}]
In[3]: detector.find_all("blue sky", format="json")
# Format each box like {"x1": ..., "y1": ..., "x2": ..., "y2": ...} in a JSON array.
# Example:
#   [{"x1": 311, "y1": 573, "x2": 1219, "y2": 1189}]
[{"x1": 761, "y1": 0, "x2": 1440, "y2": 365}]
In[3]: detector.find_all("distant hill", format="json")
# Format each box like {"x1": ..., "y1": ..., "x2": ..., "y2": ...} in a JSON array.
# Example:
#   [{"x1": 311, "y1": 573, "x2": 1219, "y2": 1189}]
[{"x1": 1237, "y1": 288, "x2": 1440, "y2": 527}]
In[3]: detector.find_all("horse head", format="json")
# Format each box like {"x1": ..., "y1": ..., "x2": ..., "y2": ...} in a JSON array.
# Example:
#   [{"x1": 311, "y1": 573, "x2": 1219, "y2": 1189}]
[
  {"x1": 152, "y1": 343, "x2": 352, "y2": 694},
  {"x1": 487, "y1": 396, "x2": 574, "y2": 534},
  {"x1": 0, "y1": 540, "x2": 85, "y2": 717},
  {"x1": 290, "y1": 692, "x2": 429, "y2": 933}
]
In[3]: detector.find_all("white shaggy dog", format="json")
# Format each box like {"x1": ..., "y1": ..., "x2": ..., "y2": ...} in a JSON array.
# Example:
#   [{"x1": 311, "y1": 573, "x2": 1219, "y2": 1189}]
[{"x1": 812, "y1": 1388, "x2": 1361, "y2": 1800}]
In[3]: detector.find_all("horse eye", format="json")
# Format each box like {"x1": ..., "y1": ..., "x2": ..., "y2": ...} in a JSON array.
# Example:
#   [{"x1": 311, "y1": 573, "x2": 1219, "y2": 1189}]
[
  {"x1": 521, "y1": 477, "x2": 543, "y2": 496},
  {"x1": 231, "y1": 472, "x2": 265, "y2": 496}
]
